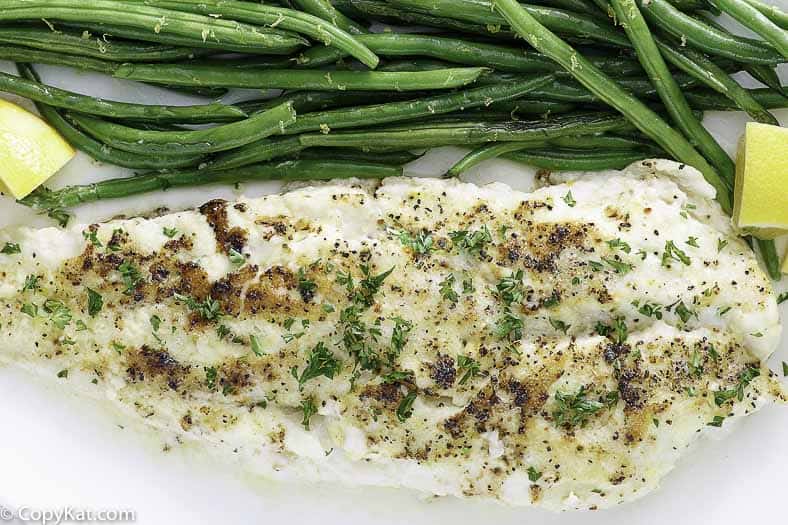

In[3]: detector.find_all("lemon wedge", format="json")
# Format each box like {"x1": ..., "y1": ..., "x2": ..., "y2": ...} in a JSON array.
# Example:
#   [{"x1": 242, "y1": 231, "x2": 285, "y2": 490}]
[
  {"x1": 733, "y1": 122, "x2": 788, "y2": 239},
  {"x1": 0, "y1": 99, "x2": 74, "y2": 199}
]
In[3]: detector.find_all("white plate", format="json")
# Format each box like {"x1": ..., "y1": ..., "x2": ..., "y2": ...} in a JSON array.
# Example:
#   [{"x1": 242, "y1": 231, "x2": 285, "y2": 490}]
[{"x1": 1, "y1": 16, "x2": 788, "y2": 523}]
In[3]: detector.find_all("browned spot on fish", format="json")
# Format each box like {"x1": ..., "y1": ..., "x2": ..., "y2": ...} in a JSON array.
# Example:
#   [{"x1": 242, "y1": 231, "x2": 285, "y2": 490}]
[
  {"x1": 126, "y1": 345, "x2": 189, "y2": 391},
  {"x1": 508, "y1": 379, "x2": 529, "y2": 407},
  {"x1": 180, "y1": 413, "x2": 193, "y2": 432},
  {"x1": 211, "y1": 265, "x2": 258, "y2": 316},
  {"x1": 430, "y1": 354, "x2": 456, "y2": 389},
  {"x1": 199, "y1": 199, "x2": 248, "y2": 255},
  {"x1": 164, "y1": 235, "x2": 193, "y2": 252},
  {"x1": 176, "y1": 262, "x2": 211, "y2": 300},
  {"x1": 219, "y1": 359, "x2": 253, "y2": 392},
  {"x1": 618, "y1": 368, "x2": 644, "y2": 410},
  {"x1": 360, "y1": 381, "x2": 404, "y2": 408},
  {"x1": 243, "y1": 266, "x2": 296, "y2": 315},
  {"x1": 500, "y1": 222, "x2": 590, "y2": 273}
]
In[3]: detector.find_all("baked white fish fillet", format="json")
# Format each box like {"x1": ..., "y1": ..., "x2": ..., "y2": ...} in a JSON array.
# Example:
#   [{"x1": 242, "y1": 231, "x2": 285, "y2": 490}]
[{"x1": 0, "y1": 159, "x2": 783, "y2": 510}]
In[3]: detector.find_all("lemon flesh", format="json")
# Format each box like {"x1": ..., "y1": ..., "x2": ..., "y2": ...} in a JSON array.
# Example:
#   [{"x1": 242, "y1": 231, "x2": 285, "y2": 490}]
[
  {"x1": 0, "y1": 99, "x2": 74, "y2": 199},
  {"x1": 733, "y1": 122, "x2": 788, "y2": 239}
]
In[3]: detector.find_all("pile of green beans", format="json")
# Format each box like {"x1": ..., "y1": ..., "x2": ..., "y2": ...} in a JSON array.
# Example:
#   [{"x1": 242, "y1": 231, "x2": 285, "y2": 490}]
[{"x1": 0, "y1": 0, "x2": 784, "y2": 278}]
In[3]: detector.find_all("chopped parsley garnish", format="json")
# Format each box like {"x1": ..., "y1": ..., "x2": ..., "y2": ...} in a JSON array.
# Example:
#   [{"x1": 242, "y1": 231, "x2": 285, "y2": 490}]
[
  {"x1": 588, "y1": 260, "x2": 604, "y2": 272},
  {"x1": 204, "y1": 366, "x2": 217, "y2": 390},
  {"x1": 457, "y1": 355, "x2": 480, "y2": 385},
  {"x1": 250, "y1": 335, "x2": 264, "y2": 356},
  {"x1": 47, "y1": 208, "x2": 71, "y2": 228},
  {"x1": 636, "y1": 301, "x2": 663, "y2": 320},
  {"x1": 389, "y1": 317, "x2": 412, "y2": 365},
  {"x1": 714, "y1": 365, "x2": 760, "y2": 406},
  {"x1": 107, "y1": 229, "x2": 125, "y2": 252},
  {"x1": 673, "y1": 301, "x2": 696, "y2": 323},
  {"x1": 612, "y1": 317, "x2": 628, "y2": 344},
  {"x1": 496, "y1": 270, "x2": 525, "y2": 307},
  {"x1": 82, "y1": 229, "x2": 102, "y2": 247},
  {"x1": 216, "y1": 325, "x2": 231, "y2": 339},
  {"x1": 717, "y1": 238, "x2": 728, "y2": 252},
  {"x1": 1, "y1": 242, "x2": 21, "y2": 255},
  {"x1": 75, "y1": 320, "x2": 88, "y2": 331},
  {"x1": 229, "y1": 249, "x2": 246, "y2": 267},
  {"x1": 301, "y1": 398, "x2": 318, "y2": 430},
  {"x1": 688, "y1": 349, "x2": 703, "y2": 378},
  {"x1": 707, "y1": 344, "x2": 720, "y2": 361},
  {"x1": 777, "y1": 292, "x2": 788, "y2": 305},
  {"x1": 686, "y1": 236, "x2": 699, "y2": 247},
  {"x1": 111, "y1": 341, "x2": 125, "y2": 354},
  {"x1": 86, "y1": 288, "x2": 103, "y2": 317},
  {"x1": 549, "y1": 318, "x2": 570, "y2": 334},
  {"x1": 43, "y1": 299, "x2": 72, "y2": 329},
  {"x1": 717, "y1": 306, "x2": 732, "y2": 316},
  {"x1": 292, "y1": 342, "x2": 341, "y2": 388},
  {"x1": 782, "y1": 361, "x2": 788, "y2": 377},
  {"x1": 552, "y1": 386, "x2": 617, "y2": 429},
  {"x1": 708, "y1": 415, "x2": 725, "y2": 427},
  {"x1": 150, "y1": 315, "x2": 162, "y2": 332},
  {"x1": 449, "y1": 226, "x2": 493, "y2": 256},
  {"x1": 527, "y1": 467, "x2": 542, "y2": 482},
  {"x1": 163, "y1": 227, "x2": 178, "y2": 238},
  {"x1": 562, "y1": 190, "x2": 576, "y2": 207},
  {"x1": 496, "y1": 311, "x2": 523, "y2": 341},
  {"x1": 57, "y1": 369, "x2": 69, "y2": 379},
  {"x1": 284, "y1": 318, "x2": 296, "y2": 330},
  {"x1": 353, "y1": 264, "x2": 394, "y2": 308},
  {"x1": 439, "y1": 274, "x2": 459, "y2": 303},
  {"x1": 174, "y1": 294, "x2": 222, "y2": 321},
  {"x1": 662, "y1": 240, "x2": 691, "y2": 267},
  {"x1": 341, "y1": 305, "x2": 382, "y2": 371},
  {"x1": 398, "y1": 230, "x2": 434, "y2": 255},
  {"x1": 382, "y1": 370, "x2": 414, "y2": 384},
  {"x1": 118, "y1": 261, "x2": 142, "y2": 295},
  {"x1": 396, "y1": 391, "x2": 417, "y2": 422},
  {"x1": 297, "y1": 267, "x2": 317, "y2": 302},
  {"x1": 462, "y1": 274, "x2": 475, "y2": 294},
  {"x1": 602, "y1": 256, "x2": 633, "y2": 275},
  {"x1": 22, "y1": 274, "x2": 40, "y2": 293},
  {"x1": 322, "y1": 303, "x2": 335, "y2": 313},
  {"x1": 606, "y1": 238, "x2": 631, "y2": 253},
  {"x1": 21, "y1": 303, "x2": 38, "y2": 317}
]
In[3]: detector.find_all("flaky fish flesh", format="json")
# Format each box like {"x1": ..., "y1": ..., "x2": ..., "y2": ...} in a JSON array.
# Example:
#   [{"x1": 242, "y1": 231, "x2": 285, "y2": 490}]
[{"x1": 0, "y1": 159, "x2": 783, "y2": 510}]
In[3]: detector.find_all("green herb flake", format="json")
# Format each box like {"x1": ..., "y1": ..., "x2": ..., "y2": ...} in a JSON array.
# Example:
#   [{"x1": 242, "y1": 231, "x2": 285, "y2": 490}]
[
  {"x1": 552, "y1": 386, "x2": 614, "y2": 429},
  {"x1": 57, "y1": 369, "x2": 69, "y2": 379},
  {"x1": 297, "y1": 267, "x2": 318, "y2": 302},
  {"x1": 449, "y1": 226, "x2": 493, "y2": 256},
  {"x1": 782, "y1": 361, "x2": 788, "y2": 377},
  {"x1": 439, "y1": 274, "x2": 459, "y2": 304},
  {"x1": 21, "y1": 303, "x2": 38, "y2": 318},
  {"x1": 686, "y1": 236, "x2": 699, "y2": 248},
  {"x1": 204, "y1": 366, "x2": 217, "y2": 390},
  {"x1": 708, "y1": 415, "x2": 725, "y2": 427},
  {"x1": 496, "y1": 311, "x2": 523, "y2": 341},
  {"x1": 457, "y1": 355, "x2": 481, "y2": 385},
  {"x1": 44, "y1": 299, "x2": 72, "y2": 329},
  {"x1": 396, "y1": 391, "x2": 417, "y2": 422},
  {"x1": 86, "y1": 288, "x2": 103, "y2": 317},
  {"x1": 22, "y1": 274, "x2": 40, "y2": 293},
  {"x1": 717, "y1": 238, "x2": 728, "y2": 252},
  {"x1": 496, "y1": 270, "x2": 525, "y2": 307},
  {"x1": 150, "y1": 314, "x2": 162, "y2": 333},
  {"x1": 174, "y1": 294, "x2": 222, "y2": 321},
  {"x1": 602, "y1": 256, "x2": 633, "y2": 275},
  {"x1": 82, "y1": 229, "x2": 102, "y2": 247},
  {"x1": 1, "y1": 242, "x2": 21, "y2": 255},
  {"x1": 250, "y1": 334, "x2": 264, "y2": 356},
  {"x1": 562, "y1": 190, "x2": 576, "y2": 207},
  {"x1": 662, "y1": 240, "x2": 691, "y2": 267},
  {"x1": 292, "y1": 342, "x2": 341, "y2": 388},
  {"x1": 714, "y1": 365, "x2": 760, "y2": 406},
  {"x1": 398, "y1": 230, "x2": 434, "y2": 256},
  {"x1": 301, "y1": 398, "x2": 318, "y2": 430},
  {"x1": 549, "y1": 318, "x2": 570, "y2": 334},
  {"x1": 527, "y1": 466, "x2": 542, "y2": 482},
  {"x1": 777, "y1": 292, "x2": 788, "y2": 305},
  {"x1": 118, "y1": 262, "x2": 142, "y2": 295},
  {"x1": 606, "y1": 238, "x2": 631, "y2": 253},
  {"x1": 163, "y1": 227, "x2": 179, "y2": 238},
  {"x1": 228, "y1": 249, "x2": 246, "y2": 267}
]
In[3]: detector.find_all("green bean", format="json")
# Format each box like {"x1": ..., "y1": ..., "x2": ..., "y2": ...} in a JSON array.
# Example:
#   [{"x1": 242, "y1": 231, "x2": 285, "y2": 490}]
[
  {"x1": 448, "y1": 142, "x2": 536, "y2": 176},
  {"x1": 659, "y1": 41, "x2": 779, "y2": 124},
  {"x1": 527, "y1": 0, "x2": 609, "y2": 17},
  {"x1": 637, "y1": 0, "x2": 784, "y2": 64},
  {"x1": 493, "y1": 0, "x2": 732, "y2": 213},
  {"x1": 742, "y1": 0, "x2": 788, "y2": 29},
  {"x1": 0, "y1": 71, "x2": 247, "y2": 123},
  {"x1": 237, "y1": 91, "x2": 421, "y2": 115},
  {"x1": 683, "y1": 87, "x2": 788, "y2": 110},
  {"x1": 755, "y1": 238, "x2": 782, "y2": 281},
  {"x1": 608, "y1": 0, "x2": 735, "y2": 189},
  {"x1": 0, "y1": 0, "x2": 307, "y2": 55},
  {"x1": 208, "y1": 137, "x2": 306, "y2": 170},
  {"x1": 282, "y1": 74, "x2": 554, "y2": 134},
  {"x1": 133, "y1": 0, "x2": 379, "y2": 67},
  {"x1": 214, "y1": 75, "x2": 553, "y2": 168},
  {"x1": 487, "y1": 99, "x2": 577, "y2": 115},
  {"x1": 0, "y1": 45, "x2": 118, "y2": 74},
  {"x1": 708, "y1": 0, "x2": 788, "y2": 59},
  {"x1": 503, "y1": 149, "x2": 652, "y2": 171},
  {"x1": 293, "y1": 0, "x2": 367, "y2": 34},
  {"x1": 68, "y1": 102, "x2": 297, "y2": 156},
  {"x1": 21, "y1": 160, "x2": 403, "y2": 210},
  {"x1": 16, "y1": 63, "x2": 205, "y2": 170},
  {"x1": 388, "y1": 0, "x2": 632, "y2": 47},
  {"x1": 522, "y1": 74, "x2": 700, "y2": 103},
  {"x1": 0, "y1": 25, "x2": 210, "y2": 62},
  {"x1": 293, "y1": 148, "x2": 422, "y2": 164},
  {"x1": 113, "y1": 64, "x2": 490, "y2": 91},
  {"x1": 341, "y1": 0, "x2": 519, "y2": 40},
  {"x1": 743, "y1": 64, "x2": 787, "y2": 97},
  {"x1": 298, "y1": 112, "x2": 633, "y2": 150},
  {"x1": 298, "y1": 33, "x2": 645, "y2": 75}
]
